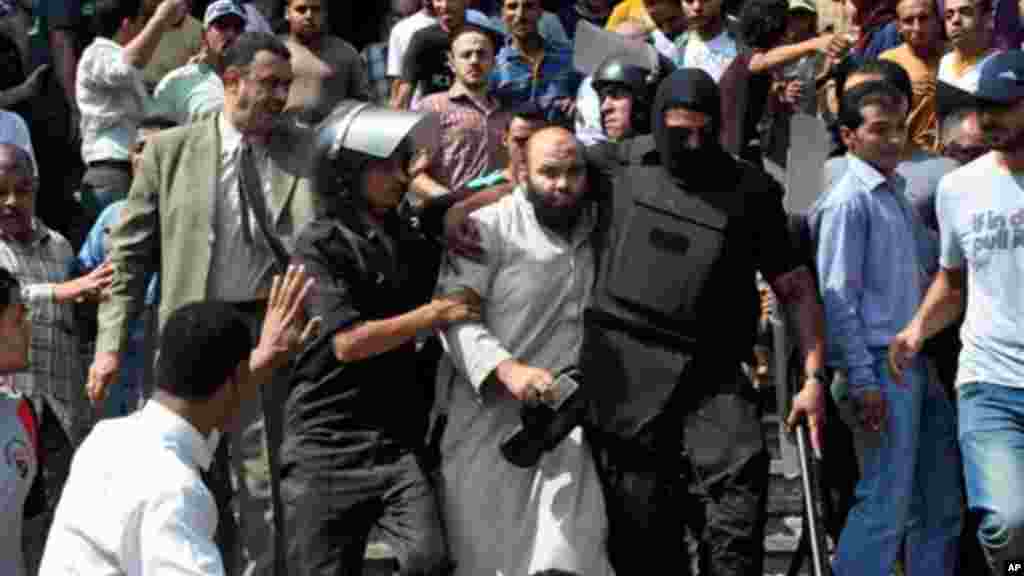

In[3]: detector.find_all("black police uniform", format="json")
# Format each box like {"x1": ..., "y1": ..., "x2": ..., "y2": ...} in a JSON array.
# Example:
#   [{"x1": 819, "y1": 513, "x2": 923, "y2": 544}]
[{"x1": 582, "y1": 68, "x2": 803, "y2": 576}]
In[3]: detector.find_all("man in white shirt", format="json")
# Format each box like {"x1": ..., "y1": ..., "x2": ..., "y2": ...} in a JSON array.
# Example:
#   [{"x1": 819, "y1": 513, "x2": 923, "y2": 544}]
[
  {"x1": 153, "y1": 0, "x2": 247, "y2": 125},
  {"x1": 891, "y1": 50, "x2": 1024, "y2": 576},
  {"x1": 676, "y1": 0, "x2": 737, "y2": 81},
  {"x1": 938, "y1": 0, "x2": 999, "y2": 92},
  {"x1": 438, "y1": 127, "x2": 613, "y2": 576},
  {"x1": 39, "y1": 270, "x2": 315, "y2": 576},
  {"x1": 76, "y1": 0, "x2": 188, "y2": 225}
]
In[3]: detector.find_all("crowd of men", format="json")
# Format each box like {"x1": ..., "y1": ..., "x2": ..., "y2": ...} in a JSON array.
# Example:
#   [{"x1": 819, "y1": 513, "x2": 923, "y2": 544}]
[{"x1": 1, "y1": 0, "x2": 1024, "y2": 574}]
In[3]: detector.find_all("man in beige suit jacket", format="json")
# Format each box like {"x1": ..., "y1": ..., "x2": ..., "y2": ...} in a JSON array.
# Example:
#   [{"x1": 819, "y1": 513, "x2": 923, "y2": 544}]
[{"x1": 88, "y1": 31, "x2": 316, "y2": 575}]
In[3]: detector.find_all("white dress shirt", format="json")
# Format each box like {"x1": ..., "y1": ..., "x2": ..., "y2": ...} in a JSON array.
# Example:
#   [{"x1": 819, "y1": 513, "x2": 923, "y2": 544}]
[
  {"x1": 205, "y1": 112, "x2": 280, "y2": 302},
  {"x1": 39, "y1": 400, "x2": 222, "y2": 576},
  {"x1": 77, "y1": 37, "x2": 152, "y2": 163},
  {"x1": 681, "y1": 30, "x2": 738, "y2": 83},
  {"x1": 438, "y1": 188, "x2": 613, "y2": 576}
]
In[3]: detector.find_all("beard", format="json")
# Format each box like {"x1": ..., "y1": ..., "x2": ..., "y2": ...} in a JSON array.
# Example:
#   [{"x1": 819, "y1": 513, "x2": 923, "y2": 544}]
[{"x1": 525, "y1": 179, "x2": 583, "y2": 236}]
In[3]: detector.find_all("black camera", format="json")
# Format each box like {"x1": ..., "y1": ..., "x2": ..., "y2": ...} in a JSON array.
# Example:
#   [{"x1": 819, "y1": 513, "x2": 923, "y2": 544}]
[{"x1": 500, "y1": 368, "x2": 585, "y2": 468}]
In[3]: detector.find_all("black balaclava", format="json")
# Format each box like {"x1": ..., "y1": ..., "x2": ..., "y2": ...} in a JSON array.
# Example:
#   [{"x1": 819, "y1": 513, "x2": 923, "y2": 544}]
[{"x1": 651, "y1": 68, "x2": 732, "y2": 185}]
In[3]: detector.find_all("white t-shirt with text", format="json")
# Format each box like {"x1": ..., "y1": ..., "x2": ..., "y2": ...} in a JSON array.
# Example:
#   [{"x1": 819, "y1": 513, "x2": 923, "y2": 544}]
[{"x1": 937, "y1": 152, "x2": 1024, "y2": 389}]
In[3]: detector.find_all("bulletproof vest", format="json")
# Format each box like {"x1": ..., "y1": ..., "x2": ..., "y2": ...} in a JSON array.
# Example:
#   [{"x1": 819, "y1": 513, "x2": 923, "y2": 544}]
[{"x1": 583, "y1": 163, "x2": 747, "y2": 442}]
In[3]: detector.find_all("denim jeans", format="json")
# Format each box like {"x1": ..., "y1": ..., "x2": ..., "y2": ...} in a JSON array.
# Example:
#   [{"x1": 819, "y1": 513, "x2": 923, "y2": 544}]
[
  {"x1": 833, "y1": 350, "x2": 961, "y2": 576},
  {"x1": 958, "y1": 381, "x2": 1024, "y2": 575}
]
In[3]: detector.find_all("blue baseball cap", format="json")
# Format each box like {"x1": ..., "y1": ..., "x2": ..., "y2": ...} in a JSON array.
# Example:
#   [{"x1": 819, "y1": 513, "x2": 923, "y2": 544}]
[
  {"x1": 204, "y1": 0, "x2": 248, "y2": 28},
  {"x1": 975, "y1": 50, "x2": 1024, "y2": 104}
]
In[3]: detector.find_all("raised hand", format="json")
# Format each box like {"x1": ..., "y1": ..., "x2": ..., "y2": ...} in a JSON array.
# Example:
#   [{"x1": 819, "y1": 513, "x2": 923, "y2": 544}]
[{"x1": 251, "y1": 265, "x2": 319, "y2": 373}]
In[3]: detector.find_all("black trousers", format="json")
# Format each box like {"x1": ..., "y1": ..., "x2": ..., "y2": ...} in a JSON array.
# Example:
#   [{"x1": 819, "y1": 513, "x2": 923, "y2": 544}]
[
  {"x1": 280, "y1": 451, "x2": 446, "y2": 576},
  {"x1": 591, "y1": 374, "x2": 770, "y2": 576}
]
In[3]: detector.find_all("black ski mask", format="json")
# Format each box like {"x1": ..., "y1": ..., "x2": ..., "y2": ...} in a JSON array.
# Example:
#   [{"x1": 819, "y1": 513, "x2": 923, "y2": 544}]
[{"x1": 651, "y1": 68, "x2": 732, "y2": 185}]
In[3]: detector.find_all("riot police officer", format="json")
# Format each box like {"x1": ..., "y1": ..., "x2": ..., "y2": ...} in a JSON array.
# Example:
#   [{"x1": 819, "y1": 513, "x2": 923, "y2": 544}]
[
  {"x1": 585, "y1": 52, "x2": 671, "y2": 170},
  {"x1": 583, "y1": 68, "x2": 827, "y2": 575},
  {"x1": 280, "y1": 101, "x2": 480, "y2": 576}
]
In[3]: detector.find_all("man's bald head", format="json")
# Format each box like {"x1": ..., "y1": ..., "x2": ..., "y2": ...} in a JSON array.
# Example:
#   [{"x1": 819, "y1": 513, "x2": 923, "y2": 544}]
[
  {"x1": 526, "y1": 126, "x2": 584, "y2": 170},
  {"x1": 524, "y1": 127, "x2": 588, "y2": 235}
]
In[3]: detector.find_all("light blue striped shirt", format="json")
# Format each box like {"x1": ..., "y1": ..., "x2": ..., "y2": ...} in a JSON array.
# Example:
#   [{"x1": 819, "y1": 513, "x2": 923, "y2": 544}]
[{"x1": 811, "y1": 154, "x2": 936, "y2": 393}]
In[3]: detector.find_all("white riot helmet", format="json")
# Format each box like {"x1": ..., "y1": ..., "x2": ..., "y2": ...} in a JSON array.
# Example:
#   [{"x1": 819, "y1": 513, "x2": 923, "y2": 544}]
[{"x1": 311, "y1": 100, "x2": 438, "y2": 202}]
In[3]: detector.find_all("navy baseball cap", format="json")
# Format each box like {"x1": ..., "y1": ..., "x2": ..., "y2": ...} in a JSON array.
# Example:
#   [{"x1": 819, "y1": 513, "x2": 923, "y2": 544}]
[{"x1": 975, "y1": 50, "x2": 1024, "y2": 104}]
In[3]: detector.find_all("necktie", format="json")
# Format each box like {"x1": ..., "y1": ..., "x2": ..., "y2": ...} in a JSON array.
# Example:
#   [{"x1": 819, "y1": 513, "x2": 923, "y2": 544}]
[
  {"x1": 238, "y1": 141, "x2": 264, "y2": 245},
  {"x1": 237, "y1": 141, "x2": 291, "y2": 272}
]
